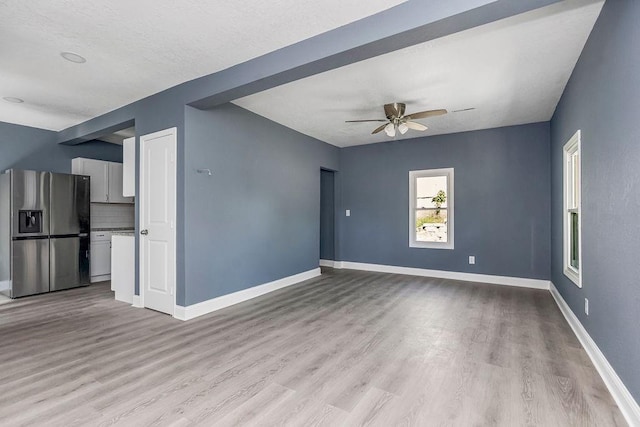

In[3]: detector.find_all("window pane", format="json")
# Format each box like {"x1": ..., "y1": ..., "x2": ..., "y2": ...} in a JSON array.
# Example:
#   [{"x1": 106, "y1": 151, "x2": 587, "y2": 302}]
[
  {"x1": 416, "y1": 176, "x2": 447, "y2": 209},
  {"x1": 573, "y1": 152, "x2": 580, "y2": 206},
  {"x1": 567, "y1": 157, "x2": 575, "y2": 209},
  {"x1": 416, "y1": 209, "x2": 447, "y2": 242},
  {"x1": 415, "y1": 175, "x2": 448, "y2": 243},
  {"x1": 562, "y1": 133, "x2": 581, "y2": 286},
  {"x1": 570, "y1": 212, "x2": 579, "y2": 269}
]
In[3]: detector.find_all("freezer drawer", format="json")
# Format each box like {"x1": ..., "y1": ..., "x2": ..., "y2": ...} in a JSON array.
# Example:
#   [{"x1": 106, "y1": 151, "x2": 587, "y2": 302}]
[
  {"x1": 50, "y1": 236, "x2": 90, "y2": 291},
  {"x1": 11, "y1": 238, "x2": 49, "y2": 298}
]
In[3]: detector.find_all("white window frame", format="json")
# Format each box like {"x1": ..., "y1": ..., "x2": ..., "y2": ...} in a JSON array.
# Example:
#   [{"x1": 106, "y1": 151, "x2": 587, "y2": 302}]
[
  {"x1": 563, "y1": 130, "x2": 582, "y2": 287},
  {"x1": 409, "y1": 168, "x2": 454, "y2": 250}
]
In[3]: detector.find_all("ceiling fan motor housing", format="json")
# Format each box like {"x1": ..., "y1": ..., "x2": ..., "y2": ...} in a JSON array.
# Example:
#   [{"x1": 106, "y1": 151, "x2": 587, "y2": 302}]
[{"x1": 385, "y1": 102, "x2": 406, "y2": 120}]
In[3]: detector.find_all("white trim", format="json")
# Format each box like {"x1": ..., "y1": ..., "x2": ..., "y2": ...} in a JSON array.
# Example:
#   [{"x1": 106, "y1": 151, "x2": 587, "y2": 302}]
[
  {"x1": 132, "y1": 295, "x2": 143, "y2": 308},
  {"x1": 0, "y1": 280, "x2": 11, "y2": 292},
  {"x1": 319, "y1": 259, "x2": 336, "y2": 267},
  {"x1": 174, "y1": 268, "x2": 321, "y2": 321},
  {"x1": 332, "y1": 261, "x2": 549, "y2": 290},
  {"x1": 563, "y1": 130, "x2": 582, "y2": 288},
  {"x1": 549, "y1": 283, "x2": 640, "y2": 426},
  {"x1": 91, "y1": 274, "x2": 111, "y2": 283},
  {"x1": 139, "y1": 127, "x2": 178, "y2": 317},
  {"x1": 409, "y1": 168, "x2": 454, "y2": 250}
]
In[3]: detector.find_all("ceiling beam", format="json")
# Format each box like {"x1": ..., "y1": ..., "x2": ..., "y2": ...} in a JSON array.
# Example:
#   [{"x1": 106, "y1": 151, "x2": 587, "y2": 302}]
[
  {"x1": 58, "y1": 0, "x2": 565, "y2": 144},
  {"x1": 186, "y1": 0, "x2": 565, "y2": 110},
  {"x1": 59, "y1": 118, "x2": 135, "y2": 145}
]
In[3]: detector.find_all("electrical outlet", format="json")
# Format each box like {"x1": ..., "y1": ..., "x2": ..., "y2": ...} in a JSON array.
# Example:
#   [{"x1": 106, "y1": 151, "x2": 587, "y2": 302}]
[
  {"x1": 469, "y1": 256, "x2": 476, "y2": 265},
  {"x1": 585, "y1": 298, "x2": 589, "y2": 316},
  {"x1": 346, "y1": 209, "x2": 351, "y2": 217}
]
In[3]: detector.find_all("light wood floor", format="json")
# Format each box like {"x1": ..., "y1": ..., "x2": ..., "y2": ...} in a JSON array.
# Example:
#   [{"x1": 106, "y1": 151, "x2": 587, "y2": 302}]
[{"x1": 0, "y1": 269, "x2": 625, "y2": 426}]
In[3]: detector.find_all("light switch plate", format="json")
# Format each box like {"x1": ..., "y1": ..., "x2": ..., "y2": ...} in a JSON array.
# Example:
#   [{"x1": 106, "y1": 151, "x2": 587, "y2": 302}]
[
  {"x1": 346, "y1": 210, "x2": 351, "y2": 217},
  {"x1": 469, "y1": 256, "x2": 475, "y2": 265}
]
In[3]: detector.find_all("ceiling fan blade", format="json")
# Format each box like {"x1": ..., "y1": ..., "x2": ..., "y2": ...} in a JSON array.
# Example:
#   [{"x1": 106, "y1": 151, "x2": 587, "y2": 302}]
[
  {"x1": 345, "y1": 119, "x2": 388, "y2": 123},
  {"x1": 384, "y1": 103, "x2": 400, "y2": 119},
  {"x1": 372, "y1": 123, "x2": 388, "y2": 134},
  {"x1": 405, "y1": 109, "x2": 448, "y2": 120},
  {"x1": 405, "y1": 121, "x2": 428, "y2": 131}
]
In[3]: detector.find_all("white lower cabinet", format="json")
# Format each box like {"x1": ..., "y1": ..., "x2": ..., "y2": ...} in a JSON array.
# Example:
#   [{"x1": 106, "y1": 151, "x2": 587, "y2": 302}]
[
  {"x1": 91, "y1": 231, "x2": 112, "y2": 282},
  {"x1": 111, "y1": 234, "x2": 134, "y2": 304}
]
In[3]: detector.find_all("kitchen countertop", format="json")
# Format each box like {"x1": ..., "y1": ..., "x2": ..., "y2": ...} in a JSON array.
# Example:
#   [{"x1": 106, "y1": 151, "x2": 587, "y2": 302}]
[
  {"x1": 91, "y1": 227, "x2": 135, "y2": 232},
  {"x1": 112, "y1": 231, "x2": 135, "y2": 236}
]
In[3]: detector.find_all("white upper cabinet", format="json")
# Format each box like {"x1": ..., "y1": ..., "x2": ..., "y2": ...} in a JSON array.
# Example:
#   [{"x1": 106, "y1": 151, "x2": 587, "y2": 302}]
[
  {"x1": 108, "y1": 162, "x2": 134, "y2": 203},
  {"x1": 72, "y1": 158, "x2": 134, "y2": 204},
  {"x1": 73, "y1": 158, "x2": 109, "y2": 202},
  {"x1": 122, "y1": 137, "x2": 135, "y2": 197}
]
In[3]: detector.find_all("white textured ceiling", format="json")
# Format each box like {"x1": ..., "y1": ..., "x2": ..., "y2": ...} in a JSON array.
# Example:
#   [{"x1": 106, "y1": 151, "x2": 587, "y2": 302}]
[
  {"x1": 0, "y1": 0, "x2": 406, "y2": 131},
  {"x1": 234, "y1": 0, "x2": 604, "y2": 147}
]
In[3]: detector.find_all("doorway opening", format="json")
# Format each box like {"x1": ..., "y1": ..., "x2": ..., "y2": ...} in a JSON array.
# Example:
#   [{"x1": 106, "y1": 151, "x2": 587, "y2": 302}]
[{"x1": 320, "y1": 169, "x2": 336, "y2": 265}]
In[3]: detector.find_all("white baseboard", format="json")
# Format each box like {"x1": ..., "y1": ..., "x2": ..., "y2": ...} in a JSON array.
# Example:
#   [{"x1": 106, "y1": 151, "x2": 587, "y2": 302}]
[
  {"x1": 332, "y1": 261, "x2": 550, "y2": 290},
  {"x1": 0, "y1": 280, "x2": 10, "y2": 292},
  {"x1": 91, "y1": 274, "x2": 111, "y2": 283},
  {"x1": 549, "y1": 283, "x2": 640, "y2": 426},
  {"x1": 132, "y1": 295, "x2": 143, "y2": 308},
  {"x1": 174, "y1": 268, "x2": 321, "y2": 321},
  {"x1": 319, "y1": 259, "x2": 336, "y2": 267}
]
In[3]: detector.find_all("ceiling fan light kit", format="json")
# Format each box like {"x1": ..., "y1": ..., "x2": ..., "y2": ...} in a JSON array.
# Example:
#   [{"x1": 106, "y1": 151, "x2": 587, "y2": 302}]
[
  {"x1": 346, "y1": 102, "x2": 447, "y2": 138},
  {"x1": 384, "y1": 123, "x2": 396, "y2": 137}
]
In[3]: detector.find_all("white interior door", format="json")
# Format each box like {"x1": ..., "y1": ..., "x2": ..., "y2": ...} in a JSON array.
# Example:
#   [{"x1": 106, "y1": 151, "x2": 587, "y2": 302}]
[{"x1": 140, "y1": 128, "x2": 177, "y2": 315}]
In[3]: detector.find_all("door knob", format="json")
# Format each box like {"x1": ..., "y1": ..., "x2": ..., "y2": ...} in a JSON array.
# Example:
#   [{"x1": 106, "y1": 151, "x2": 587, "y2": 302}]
[{"x1": 140, "y1": 229, "x2": 149, "y2": 235}]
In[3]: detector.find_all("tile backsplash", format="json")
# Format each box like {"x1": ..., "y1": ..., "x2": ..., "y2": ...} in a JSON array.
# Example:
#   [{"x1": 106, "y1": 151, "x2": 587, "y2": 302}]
[{"x1": 91, "y1": 203, "x2": 135, "y2": 229}]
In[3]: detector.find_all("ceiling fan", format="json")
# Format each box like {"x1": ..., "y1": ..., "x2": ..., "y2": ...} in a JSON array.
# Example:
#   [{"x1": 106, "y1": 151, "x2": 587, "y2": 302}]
[{"x1": 346, "y1": 103, "x2": 447, "y2": 137}]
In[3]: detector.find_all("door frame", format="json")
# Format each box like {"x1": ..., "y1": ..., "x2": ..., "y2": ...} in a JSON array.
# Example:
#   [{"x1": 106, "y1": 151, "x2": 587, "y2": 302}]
[
  {"x1": 319, "y1": 167, "x2": 337, "y2": 266},
  {"x1": 138, "y1": 127, "x2": 177, "y2": 316}
]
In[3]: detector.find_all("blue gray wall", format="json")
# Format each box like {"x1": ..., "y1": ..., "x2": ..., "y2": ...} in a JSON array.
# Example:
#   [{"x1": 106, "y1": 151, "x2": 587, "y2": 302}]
[
  {"x1": 0, "y1": 121, "x2": 123, "y2": 173},
  {"x1": 550, "y1": 0, "x2": 640, "y2": 401},
  {"x1": 5, "y1": 0, "x2": 637, "y2": 403},
  {"x1": 320, "y1": 169, "x2": 336, "y2": 260},
  {"x1": 339, "y1": 123, "x2": 551, "y2": 280},
  {"x1": 182, "y1": 104, "x2": 339, "y2": 305},
  {"x1": 52, "y1": 0, "x2": 566, "y2": 307}
]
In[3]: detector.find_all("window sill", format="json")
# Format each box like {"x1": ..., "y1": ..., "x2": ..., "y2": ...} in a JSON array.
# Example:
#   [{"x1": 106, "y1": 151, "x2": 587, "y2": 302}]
[
  {"x1": 410, "y1": 241, "x2": 454, "y2": 250},
  {"x1": 563, "y1": 267, "x2": 582, "y2": 288}
]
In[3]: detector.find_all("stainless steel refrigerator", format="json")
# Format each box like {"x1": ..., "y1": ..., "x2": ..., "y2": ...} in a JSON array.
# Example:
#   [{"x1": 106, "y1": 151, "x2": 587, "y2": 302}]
[{"x1": 0, "y1": 170, "x2": 90, "y2": 298}]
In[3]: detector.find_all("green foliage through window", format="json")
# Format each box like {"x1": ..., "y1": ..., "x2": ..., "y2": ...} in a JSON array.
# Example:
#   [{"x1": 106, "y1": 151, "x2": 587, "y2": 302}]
[{"x1": 431, "y1": 190, "x2": 446, "y2": 216}]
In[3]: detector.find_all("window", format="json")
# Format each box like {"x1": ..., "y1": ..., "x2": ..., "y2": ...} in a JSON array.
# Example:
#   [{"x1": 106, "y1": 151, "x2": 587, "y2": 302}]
[
  {"x1": 409, "y1": 168, "x2": 454, "y2": 249},
  {"x1": 563, "y1": 130, "x2": 581, "y2": 287}
]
